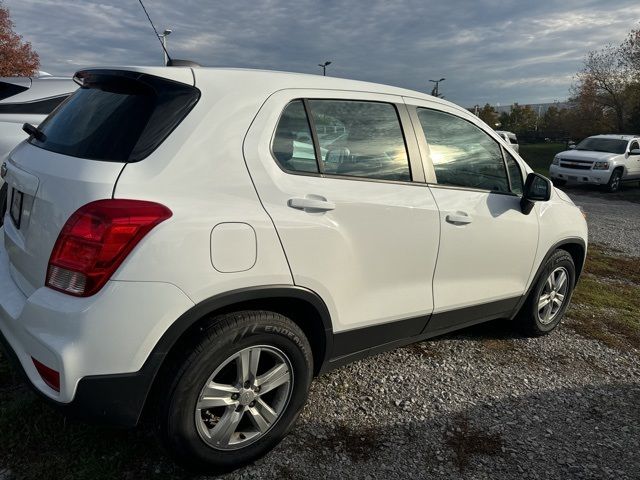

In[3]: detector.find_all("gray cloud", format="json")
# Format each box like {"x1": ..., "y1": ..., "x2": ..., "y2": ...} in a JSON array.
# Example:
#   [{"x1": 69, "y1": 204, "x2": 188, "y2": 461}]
[{"x1": 5, "y1": 0, "x2": 639, "y2": 106}]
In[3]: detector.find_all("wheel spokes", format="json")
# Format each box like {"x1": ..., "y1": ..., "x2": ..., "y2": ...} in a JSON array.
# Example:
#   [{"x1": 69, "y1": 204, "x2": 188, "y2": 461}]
[
  {"x1": 256, "y1": 363, "x2": 290, "y2": 395},
  {"x1": 236, "y1": 347, "x2": 261, "y2": 384},
  {"x1": 554, "y1": 270, "x2": 567, "y2": 291},
  {"x1": 197, "y1": 382, "x2": 239, "y2": 409},
  {"x1": 212, "y1": 407, "x2": 244, "y2": 446},
  {"x1": 538, "y1": 293, "x2": 551, "y2": 311},
  {"x1": 248, "y1": 398, "x2": 278, "y2": 433}
]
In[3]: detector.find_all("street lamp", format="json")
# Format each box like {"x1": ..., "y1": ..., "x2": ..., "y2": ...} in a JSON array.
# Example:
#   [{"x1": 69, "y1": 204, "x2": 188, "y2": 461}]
[
  {"x1": 318, "y1": 61, "x2": 332, "y2": 76},
  {"x1": 429, "y1": 77, "x2": 446, "y2": 97},
  {"x1": 158, "y1": 28, "x2": 172, "y2": 66}
]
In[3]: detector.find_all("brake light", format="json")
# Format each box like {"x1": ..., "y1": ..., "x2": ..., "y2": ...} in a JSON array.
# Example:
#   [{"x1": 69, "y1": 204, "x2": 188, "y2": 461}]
[
  {"x1": 46, "y1": 199, "x2": 172, "y2": 297},
  {"x1": 32, "y1": 357, "x2": 60, "y2": 392}
]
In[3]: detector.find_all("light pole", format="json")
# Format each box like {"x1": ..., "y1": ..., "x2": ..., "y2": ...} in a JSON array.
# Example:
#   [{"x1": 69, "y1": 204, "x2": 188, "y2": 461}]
[
  {"x1": 318, "y1": 61, "x2": 332, "y2": 76},
  {"x1": 158, "y1": 28, "x2": 172, "y2": 66},
  {"x1": 429, "y1": 77, "x2": 446, "y2": 97}
]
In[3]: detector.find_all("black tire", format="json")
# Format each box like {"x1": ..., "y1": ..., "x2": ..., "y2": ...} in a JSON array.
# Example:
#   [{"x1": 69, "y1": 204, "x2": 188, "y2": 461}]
[
  {"x1": 516, "y1": 249, "x2": 576, "y2": 337},
  {"x1": 160, "y1": 311, "x2": 313, "y2": 473},
  {"x1": 552, "y1": 179, "x2": 567, "y2": 187},
  {"x1": 605, "y1": 168, "x2": 623, "y2": 193},
  {"x1": 0, "y1": 183, "x2": 7, "y2": 227}
]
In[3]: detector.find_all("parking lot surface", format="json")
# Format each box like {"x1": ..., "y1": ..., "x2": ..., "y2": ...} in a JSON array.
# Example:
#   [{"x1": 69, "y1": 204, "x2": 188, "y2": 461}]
[{"x1": 565, "y1": 184, "x2": 640, "y2": 257}]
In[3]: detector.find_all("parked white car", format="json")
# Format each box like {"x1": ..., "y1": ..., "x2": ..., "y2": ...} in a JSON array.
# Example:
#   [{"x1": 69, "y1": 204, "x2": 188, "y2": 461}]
[
  {"x1": 0, "y1": 76, "x2": 76, "y2": 221},
  {"x1": 0, "y1": 67, "x2": 588, "y2": 472},
  {"x1": 549, "y1": 134, "x2": 640, "y2": 192},
  {"x1": 495, "y1": 130, "x2": 519, "y2": 153}
]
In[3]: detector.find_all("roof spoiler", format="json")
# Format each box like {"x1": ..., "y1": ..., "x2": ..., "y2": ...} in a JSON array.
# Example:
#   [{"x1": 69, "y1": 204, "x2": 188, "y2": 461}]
[{"x1": 166, "y1": 59, "x2": 201, "y2": 67}]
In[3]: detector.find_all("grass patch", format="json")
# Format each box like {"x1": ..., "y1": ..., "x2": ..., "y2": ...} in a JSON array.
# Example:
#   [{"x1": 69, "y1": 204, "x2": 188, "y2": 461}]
[
  {"x1": 519, "y1": 143, "x2": 566, "y2": 175},
  {"x1": 444, "y1": 415, "x2": 502, "y2": 472},
  {"x1": 566, "y1": 244, "x2": 640, "y2": 350}
]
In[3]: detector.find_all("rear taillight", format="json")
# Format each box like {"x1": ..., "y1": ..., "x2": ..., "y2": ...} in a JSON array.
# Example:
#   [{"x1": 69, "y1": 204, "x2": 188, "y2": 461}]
[{"x1": 46, "y1": 199, "x2": 172, "y2": 297}]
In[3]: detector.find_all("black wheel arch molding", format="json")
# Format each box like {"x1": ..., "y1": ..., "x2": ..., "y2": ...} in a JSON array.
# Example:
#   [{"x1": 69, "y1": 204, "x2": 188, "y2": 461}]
[{"x1": 508, "y1": 236, "x2": 586, "y2": 320}]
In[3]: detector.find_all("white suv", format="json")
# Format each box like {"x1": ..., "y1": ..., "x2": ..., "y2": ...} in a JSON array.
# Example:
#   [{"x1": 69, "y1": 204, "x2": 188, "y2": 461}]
[
  {"x1": 549, "y1": 134, "x2": 640, "y2": 192},
  {"x1": 0, "y1": 76, "x2": 77, "y2": 222},
  {"x1": 0, "y1": 67, "x2": 587, "y2": 472}
]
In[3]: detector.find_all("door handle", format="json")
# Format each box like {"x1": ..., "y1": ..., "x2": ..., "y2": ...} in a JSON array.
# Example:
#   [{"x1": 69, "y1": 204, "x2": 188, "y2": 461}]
[
  {"x1": 446, "y1": 212, "x2": 472, "y2": 225},
  {"x1": 288, "y1": 196, "x2": 335, "y2": 212}
]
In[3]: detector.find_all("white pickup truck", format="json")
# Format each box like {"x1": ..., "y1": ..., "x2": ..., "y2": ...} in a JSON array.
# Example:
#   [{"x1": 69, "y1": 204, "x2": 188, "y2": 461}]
[{"x1": 549, "y1": 134, "x2": 640, "y2": 192}]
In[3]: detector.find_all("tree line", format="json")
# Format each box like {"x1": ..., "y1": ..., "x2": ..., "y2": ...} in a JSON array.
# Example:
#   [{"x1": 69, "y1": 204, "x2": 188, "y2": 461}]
[{"x1": 471, "y1": 25, "x2": 640, "y2": 141}]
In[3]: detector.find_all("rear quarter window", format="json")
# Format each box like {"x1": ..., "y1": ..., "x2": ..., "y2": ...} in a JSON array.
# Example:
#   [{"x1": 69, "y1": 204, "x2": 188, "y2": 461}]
[{"x1": 29, "y1": 70, "x2": 200, "y2": 162}]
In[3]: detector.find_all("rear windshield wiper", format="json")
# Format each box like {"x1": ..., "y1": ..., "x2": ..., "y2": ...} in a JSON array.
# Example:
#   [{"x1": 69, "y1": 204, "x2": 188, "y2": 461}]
[{"x1": 22, "y1": 122, "x2": 46, "y2": 142}]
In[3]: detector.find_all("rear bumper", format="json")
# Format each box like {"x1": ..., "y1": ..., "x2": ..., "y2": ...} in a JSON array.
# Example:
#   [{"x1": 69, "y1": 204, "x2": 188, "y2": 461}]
[
  {"x1": 549, "y1": 165, "x2": 610, "y2": 185},
  {"x1": 0, "y1": 327, "x2": 163, "y2": 426},
  {"x1": 0, "y1": 231, "x2": 194, "y2": 426}
]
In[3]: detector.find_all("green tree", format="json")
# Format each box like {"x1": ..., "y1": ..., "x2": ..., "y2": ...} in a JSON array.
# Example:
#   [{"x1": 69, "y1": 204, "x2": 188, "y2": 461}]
[
  {"x1": 477, "y1": 103, "x2": 499, "y2": 127},
  {"x1": 507, "y1": 103, "x2": 538, "y2": 133}
]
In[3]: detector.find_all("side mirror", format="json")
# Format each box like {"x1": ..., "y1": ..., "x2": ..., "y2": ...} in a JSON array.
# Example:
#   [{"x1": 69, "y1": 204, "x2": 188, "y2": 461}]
[
  {"x1": 521, "y1": 173, "x2": 551, "y2": 214},
  {"x1": 629, "y1": 148, "x2": 640, "y2": 156},
  {"x1": 568, "y1": 144, "x2": 576, "y2": 149}
]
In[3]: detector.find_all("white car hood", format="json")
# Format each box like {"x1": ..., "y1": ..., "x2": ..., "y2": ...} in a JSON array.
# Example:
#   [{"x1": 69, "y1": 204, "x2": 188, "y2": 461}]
[{"x1": 557, "y1": 150, "x2": 618, "y2": 161}]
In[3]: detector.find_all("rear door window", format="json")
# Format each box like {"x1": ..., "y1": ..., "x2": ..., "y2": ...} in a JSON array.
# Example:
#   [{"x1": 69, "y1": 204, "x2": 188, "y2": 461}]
[
  {"x1": 29, "y1": 70, "x2": 200, "y2": 162},
  {"x1": 307, "y1": 100, "x2": 411, "y2": 182},
  {"x1": 272, "y1": 100, "x2": 319, "y2": 173}
]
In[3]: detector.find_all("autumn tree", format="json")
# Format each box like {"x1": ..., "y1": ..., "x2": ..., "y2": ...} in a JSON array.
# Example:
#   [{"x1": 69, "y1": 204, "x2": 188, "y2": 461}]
[
  {"x1": 620, "y1": 26, "x2": 640, "y2": 78},
  {"x1": 570, "y1": 24, "x2": 640, "y2": 133},
  {"x1": 0, "y1": 3, "x2": 39, "y2": 76}
]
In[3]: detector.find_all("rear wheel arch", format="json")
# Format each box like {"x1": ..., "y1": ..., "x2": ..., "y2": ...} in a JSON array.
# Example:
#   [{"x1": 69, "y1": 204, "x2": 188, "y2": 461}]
[{"x1": 143, "y1": 286, "x2": 333, "y2": 419}]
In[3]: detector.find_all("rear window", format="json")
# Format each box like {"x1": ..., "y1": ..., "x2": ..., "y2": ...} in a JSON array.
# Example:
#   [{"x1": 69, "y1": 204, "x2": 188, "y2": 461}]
[
  {"x1": 0, "y1": 81, "x2": 29, "y2": 101},
  {"x1": 29, "y1": 70, "x2": 200, "y2": 162}
]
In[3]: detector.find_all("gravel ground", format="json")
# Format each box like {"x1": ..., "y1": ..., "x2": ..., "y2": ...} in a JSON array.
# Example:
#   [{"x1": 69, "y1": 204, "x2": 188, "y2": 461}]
[
  {"x1": 212, "y1": 323, "x2": 639, "y2": 480},
  {"x1": 565, "y1": 184, "x2": 640, "y2": 257}
]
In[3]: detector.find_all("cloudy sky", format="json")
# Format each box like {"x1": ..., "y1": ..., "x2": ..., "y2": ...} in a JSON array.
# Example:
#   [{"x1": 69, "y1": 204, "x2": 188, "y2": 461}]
[{"x1": 5, "y1": 0, "x2": 640, "y2": 106}]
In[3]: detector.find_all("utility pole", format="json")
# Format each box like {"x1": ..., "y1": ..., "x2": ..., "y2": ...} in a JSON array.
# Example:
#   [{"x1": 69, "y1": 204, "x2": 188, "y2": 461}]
[
  {"x1": 318, "y1": 61, "x2": 332, "y2": 76},
  {"x1": 429, "y1": 78, "x2": 446, "y2": 97},
  {"x1": 158, "y1": 28, "x2": 172, "y2": 65}
]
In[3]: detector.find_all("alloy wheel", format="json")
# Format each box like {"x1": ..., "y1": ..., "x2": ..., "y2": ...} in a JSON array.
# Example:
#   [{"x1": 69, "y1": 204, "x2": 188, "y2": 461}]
[
  {"x1": 537, "y1": 267, "x2": 569, "y2": 325},
  {"x1": 194, "y1": 345, "x2": 293, "y2": 451}
]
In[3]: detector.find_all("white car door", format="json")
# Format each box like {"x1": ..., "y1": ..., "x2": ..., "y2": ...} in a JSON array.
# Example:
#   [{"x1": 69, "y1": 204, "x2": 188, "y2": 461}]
[
  {"x1": 406, "y1": 99, "x2": 539, "y2": 333},
  {"x1": 243, "y1": 90, "x2": 440, "y2": 356}
]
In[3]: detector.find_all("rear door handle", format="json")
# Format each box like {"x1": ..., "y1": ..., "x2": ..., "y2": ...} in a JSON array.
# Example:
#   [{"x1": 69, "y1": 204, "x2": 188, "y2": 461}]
[
  {"x1": 446, "y1": 212, "x2": 472, "y2": 225},
  {"x1": 288, "y1": 196, "x2": 335, "y2": 212}
]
